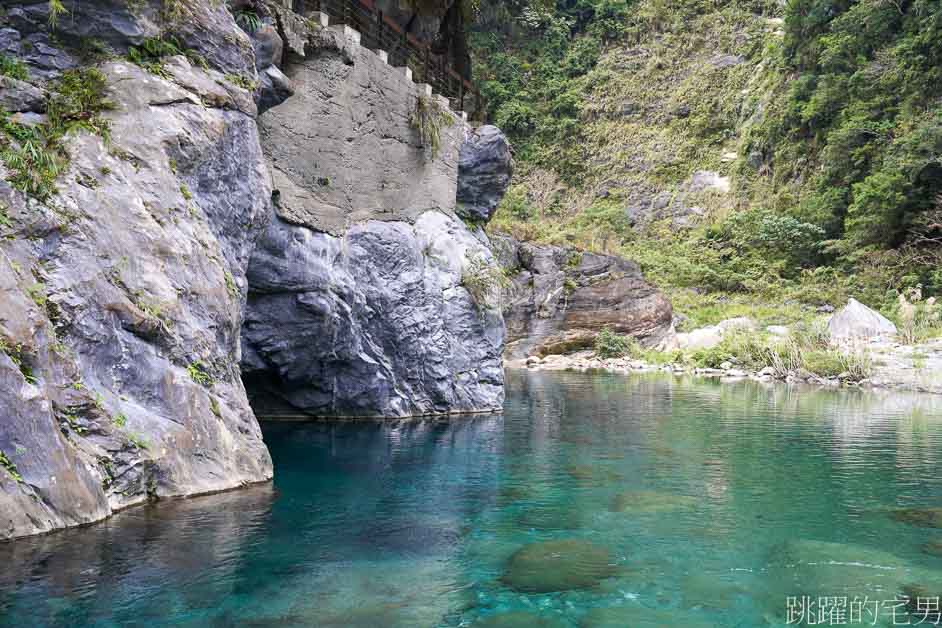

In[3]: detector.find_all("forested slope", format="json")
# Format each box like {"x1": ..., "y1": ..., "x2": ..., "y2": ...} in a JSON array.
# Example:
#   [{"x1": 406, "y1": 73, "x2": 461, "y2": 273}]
[{"x1": 470, "y1": 0, "x2": 942, "y2": 326}]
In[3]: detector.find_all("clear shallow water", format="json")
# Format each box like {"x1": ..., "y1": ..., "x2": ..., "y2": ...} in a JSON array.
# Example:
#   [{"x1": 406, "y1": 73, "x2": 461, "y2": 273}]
[{"x1": 3, "y1": 371, "x2": 942, "y2": 627}]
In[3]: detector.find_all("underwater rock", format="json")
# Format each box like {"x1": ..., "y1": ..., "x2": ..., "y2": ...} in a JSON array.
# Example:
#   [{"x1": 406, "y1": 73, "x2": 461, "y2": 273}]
[
  {"x1": 891, "y1": 507, "x2": 942, "y2": 528},
  {"x1": 474, "y1": 611, "x2": 572, "y2": 628},
  {"x1": 502, "y1": 539, "x2": 618, "y2": 593},
  {"x1": 924, "y1": 540, "x2": 942, "y2": 556},
  {"x1": 765, "y1": 539, "x2": 942, "y2": 623},
  {"x1": 517, "y1": 505, "x2": 586, "y2": 531},
  {"x1": 580, "y1": 606, "x2": 718, "y2": 628},
  {"x1": 610, "y1": 491, "x2": 697, "y2": 513}
]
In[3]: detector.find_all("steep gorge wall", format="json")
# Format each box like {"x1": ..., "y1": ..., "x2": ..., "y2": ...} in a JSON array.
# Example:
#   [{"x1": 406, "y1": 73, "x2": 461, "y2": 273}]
[
  {"x1": 242, "y1": 24, "x2": 506, "y2": 417},
  {"x1": 0, "y1": 0, "x2": 509, "y2": 538},
  {"x1": 0, "y1": 0, "x2": 274, "y2": 539}
]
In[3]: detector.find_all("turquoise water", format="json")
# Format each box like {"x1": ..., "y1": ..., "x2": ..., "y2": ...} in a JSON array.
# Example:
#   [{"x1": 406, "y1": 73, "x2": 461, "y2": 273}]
[{"x1": 3, "y1": 371, "x2": 942, "y2": 627}]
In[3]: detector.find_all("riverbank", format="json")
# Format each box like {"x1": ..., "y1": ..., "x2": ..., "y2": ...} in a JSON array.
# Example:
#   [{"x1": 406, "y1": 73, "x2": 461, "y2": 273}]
[{"x1": 508, "y1": 336, "x2": 942, "y2": 395}]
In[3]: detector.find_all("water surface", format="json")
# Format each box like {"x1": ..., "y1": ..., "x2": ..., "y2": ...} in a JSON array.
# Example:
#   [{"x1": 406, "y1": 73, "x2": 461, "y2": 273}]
[{"x1": 3, "y1": 371, "x2": 942, "y2": 627}]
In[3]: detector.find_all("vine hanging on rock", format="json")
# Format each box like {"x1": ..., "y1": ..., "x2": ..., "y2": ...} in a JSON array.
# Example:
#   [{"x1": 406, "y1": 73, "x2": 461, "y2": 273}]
[{"x1": 410, "y1": 95, "x2": 454, "y2": 159}]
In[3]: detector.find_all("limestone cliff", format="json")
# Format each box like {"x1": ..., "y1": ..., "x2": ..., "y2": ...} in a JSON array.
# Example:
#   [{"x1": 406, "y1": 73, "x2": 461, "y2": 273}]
[{"x1": 0, "y1": 0, "x2": 510, "y2": 538}]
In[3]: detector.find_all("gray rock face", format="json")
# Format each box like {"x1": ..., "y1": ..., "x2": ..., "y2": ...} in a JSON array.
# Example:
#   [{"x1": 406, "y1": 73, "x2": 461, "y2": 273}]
[
  {"x1": 828, "y1": 298, "x2": 897, "y2": 343},
  {"x1": 0, "y1": 75, "x2": 46, "y2": 112},
  {"x1": 457, "y1": 124, "x2": 513, "y2": 223},
  {"x1": 243, "y1": 211, "x2": 505, "y2": 417},
  {"x1": 242, "y1": 24, "x2": 506, "y2": 417},
  {"x1": 493, "y1": 235, "x2": 674, "y2": 359},
  {"x1": 0, "y1": 58, "x2": 273, "y2": 540},
  {"x1": 1, "y1": 0, "x2": 256, "y2": 78},
  {"x1": 625, "y1": 170, "x2": 730, "y2": 229}
]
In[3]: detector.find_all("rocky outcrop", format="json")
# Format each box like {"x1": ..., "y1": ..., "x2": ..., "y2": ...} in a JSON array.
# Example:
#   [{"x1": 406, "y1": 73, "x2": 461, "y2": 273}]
[
  {"x1": 241, "y1": 24, "x2": 506, "y2": 417},
  {"x1": 0, "y1": 52, "x2": 273, "y2": 540},
  {"x1": 828, "y1": 298, "x2": 897, "y2": 343},
  {"x1": 243, "y1": 212, "x2": 504, "y2": 417},
  {"x1": 456, "y1": 124, "x2": 513, "y2": 223},
  {"x1": 493, "y1": 236, "x2": 674, "y2": 359}
]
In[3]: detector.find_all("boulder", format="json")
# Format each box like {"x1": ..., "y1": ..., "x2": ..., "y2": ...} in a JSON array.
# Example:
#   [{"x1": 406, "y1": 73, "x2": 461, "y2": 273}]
[
  {"x1": 828, "y1": 298, "x2": 897, "y2": 343},
  {"x1": 243, "y1": 211, "x2": 505, "y2": 418},
  {"x1": 502, "y1": 539, "x2": 618, "y2": 593},
  {"x1": 456, "y1": 124, "x2": 513, "y2": 223},
  {"x1": 474, "y1": 612, "x2": 570, "y2": 628},
  {"x1": 495, "y1": 235, "x2": 674, "y2": 359},
  {"x1": 890, "y1": 507, "x2": 942, "y2": 528},
  {"x1": 676, "y1": 317, "x2": 755, "y2": 351},
  {"x1": 610, "y1": 490, "x2": 697, "y2": 513}
]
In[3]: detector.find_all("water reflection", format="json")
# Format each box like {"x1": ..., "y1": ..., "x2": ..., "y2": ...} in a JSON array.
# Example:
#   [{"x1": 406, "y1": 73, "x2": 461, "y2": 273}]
[{"x1": 1, "y1": 372, "x2": 941, "y2": 627}]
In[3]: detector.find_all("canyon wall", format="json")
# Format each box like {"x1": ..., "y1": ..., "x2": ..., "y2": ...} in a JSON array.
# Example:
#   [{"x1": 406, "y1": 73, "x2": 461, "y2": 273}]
[{"x1": 0, "y1": 0, "x2": 511, "y2": 538}]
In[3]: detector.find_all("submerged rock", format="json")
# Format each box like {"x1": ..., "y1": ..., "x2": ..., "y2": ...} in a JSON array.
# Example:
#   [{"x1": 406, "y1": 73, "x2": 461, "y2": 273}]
[
  {"x1": 581, "y1": 606, "x2": 719, "y2": 628},
  {"x1": 764, "y1": 539, "x2": 942, "y2": 622},
  {"x1": 474, "y1": 611, "x2": 571, "y2": 628},
  {"x1": 610, "y1": 490, "x2": 697, "y2": 513},
  {"x1": 494, "y1": 235, "x2": 674, "y2": 359},
  {"x1": 924, "y1": 540, "x2": 942, "y2": 556},
  {"x1": 502, "y1": 539, "x2": 618, "y2": 593},
  {"x1": 891, "y1": 507, "x2": 942, "y2": 528},
  {"x1": 828, "y1": 298, "x2": 897, "y2": 343}
]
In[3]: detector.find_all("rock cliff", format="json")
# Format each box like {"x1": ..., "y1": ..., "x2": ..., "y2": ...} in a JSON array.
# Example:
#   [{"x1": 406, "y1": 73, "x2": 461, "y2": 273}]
[
  {"x1": 0, "y1": 25, "x2": 273, "y2": 537},
  {"x1": 492, "y1": 236, "x2": 674, "y2": 359},
  {"x1": 241, "y1": 25, "x2": 506, "y2": 417},
  {"x1": 0, "y1": 0, "x2": 510, "y2": 537}
]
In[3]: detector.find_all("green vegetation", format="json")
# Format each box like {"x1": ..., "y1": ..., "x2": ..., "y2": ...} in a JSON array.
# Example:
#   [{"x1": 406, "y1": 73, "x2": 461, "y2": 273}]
[
  {"x1": 461, "y1": 253, "x2": 509, "y2": 309},
  {"x1": 471, "y1": 0, "x2": 942, "y2": 325},
  {"x1": 0, "y1": 55, "x2": 28, "y2": 81},
  {"x1": 593, "y1": 327, "x2": 632, "y2": 358},
  {"x1": 410, "y1": 95, "x2": 454, "y2": 158},
  {"x1": 592, "y1": 322, "x2": 873, "y2": 381},
  {"x1": 48, "y1": 0, "x2": 67, "y2": 28},
  {"x1": 128, "y1": 36, "x2": 208, "y2": 76},
  {"x1": 0, "y1": 67, "x2": 113, "y2": 200},
  {"x1": 224, "y1": 270, "x2": 238, "y2": 298},
  {"x1": 224, "y1": 73, "x2": 258, "y2": 91},
  {"x1": 234, "y1": 9, "x2": 262, "y2": 32},
  {"x1": 187, "y1": 361, "x2": 213, "y2": 387},
  {"x1": 127, "y1": 432, "x2": 149, "y2": 450},
  {"x1": 0, "y1": 450, "x2": 23, "y2": 483}
]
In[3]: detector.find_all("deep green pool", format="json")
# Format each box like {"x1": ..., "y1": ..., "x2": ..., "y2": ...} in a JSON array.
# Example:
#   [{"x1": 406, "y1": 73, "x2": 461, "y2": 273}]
[{"x1": 3, "y1": 371, "x2": 942, "y2": 627}]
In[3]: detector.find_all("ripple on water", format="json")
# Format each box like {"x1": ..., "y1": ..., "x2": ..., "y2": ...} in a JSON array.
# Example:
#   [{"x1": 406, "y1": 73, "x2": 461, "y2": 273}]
[{"x1": 3, "y1": 371, "x2": 942, "y2": 628}]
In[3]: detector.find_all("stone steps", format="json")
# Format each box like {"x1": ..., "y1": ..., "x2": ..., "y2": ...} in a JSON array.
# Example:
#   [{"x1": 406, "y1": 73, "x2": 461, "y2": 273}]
[{"x1": 315, "y1": 13, "x2": 469, "y2": 123}]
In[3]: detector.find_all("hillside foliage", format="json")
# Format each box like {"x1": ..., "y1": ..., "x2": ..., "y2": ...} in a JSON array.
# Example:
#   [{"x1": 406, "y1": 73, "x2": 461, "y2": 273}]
[{"x1": 469, "y1": 0, "x2": 942, "y2": 326}]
